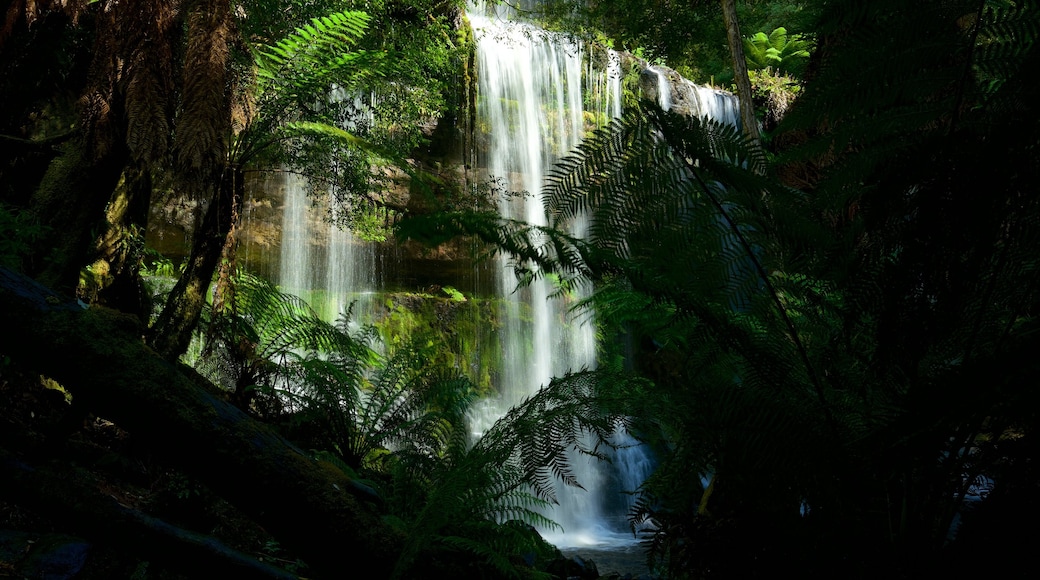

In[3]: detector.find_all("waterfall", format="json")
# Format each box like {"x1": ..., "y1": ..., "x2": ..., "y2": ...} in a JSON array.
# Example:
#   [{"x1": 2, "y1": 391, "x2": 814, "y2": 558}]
[
  {"x1": 257, "y1": 0, "x2": 739, "y2": 552},
  {"x1": 279, "y1": 173, "x2": 315, "y2": 297},
  {"x1": 467, "y1": 6, "x2": 743, "y2": 548},
  {"x1": 654, "y1": 66, "x2": 674, "y2": 112},
  {"x1": 277, "y1": 173, "x2": 380, "y2": 324},
  {"x1": 646, "y1": 65, "x2": 741, "y2": 127},
  {"x1": 468, "y1": 6, "x2": 652, "y2": 547}
]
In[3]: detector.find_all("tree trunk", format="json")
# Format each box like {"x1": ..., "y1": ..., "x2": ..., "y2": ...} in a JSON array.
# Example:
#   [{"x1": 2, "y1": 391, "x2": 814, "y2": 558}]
[
  {"x1": 0, "y1": 266, "x2": 403, "y2": 578},
  {"x1": 85, "y1": 162, "x2": 153, "y2": 322},
  {"x1": 149, "y1": 167, "x2": 242, "y2": 360},
  {"x1": 720, "y1": 0, "x2": 762, "y2": 148},
  {"x1": 26, "y1": 135, "x2": 129, "y2": 293}
]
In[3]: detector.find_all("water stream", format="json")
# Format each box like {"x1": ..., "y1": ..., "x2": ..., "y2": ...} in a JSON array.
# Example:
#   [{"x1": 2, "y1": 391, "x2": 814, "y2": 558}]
[{"x1": 274, "y1": 173, "x2": 383, "y2": 326}]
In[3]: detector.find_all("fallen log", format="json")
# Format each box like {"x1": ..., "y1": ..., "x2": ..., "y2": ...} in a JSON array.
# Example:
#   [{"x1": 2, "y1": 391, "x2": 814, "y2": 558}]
[
  {"x1": 0, "y1": 447, "x2": 298, "y2": 579},
  {"x1": 0, "y1": 267, "x2": 403, "y2": 578}
]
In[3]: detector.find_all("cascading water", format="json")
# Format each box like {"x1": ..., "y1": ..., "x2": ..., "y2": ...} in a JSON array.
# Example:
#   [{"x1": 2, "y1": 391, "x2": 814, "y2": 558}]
[
  {"x1": 275, "y1": 87, "x2": 385, "y2": 324},
  {"x1": 468, "y1": 4, "x2": 651, "y2": 548},
  {"x1": 645, "y1": 65, "x2": 741, "y2": 127},
  {"x1": 277, "y1": 173, "x2": 380, "y2": 324},
  {"x1": 468, "y1": 5, "x2": 741, "y2": 552}
]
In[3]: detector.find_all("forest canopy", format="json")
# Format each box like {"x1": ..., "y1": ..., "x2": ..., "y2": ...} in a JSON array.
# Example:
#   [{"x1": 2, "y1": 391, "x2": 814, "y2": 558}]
[{"x1": 2, "y1": 0, "x2": 1040, "y2": 579}]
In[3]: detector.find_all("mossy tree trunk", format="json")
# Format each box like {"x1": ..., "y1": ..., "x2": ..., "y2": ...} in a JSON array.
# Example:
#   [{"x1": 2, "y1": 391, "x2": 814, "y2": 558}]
[
  {"x1": 149, "y1": 167, "x2": 243, "y2": 360},
  {"x1": 85, "y1": 162, "x2": 153, "y2": 321},
  {"x1": 26, "y1": 135, "x2": 130, "y2": 293}
]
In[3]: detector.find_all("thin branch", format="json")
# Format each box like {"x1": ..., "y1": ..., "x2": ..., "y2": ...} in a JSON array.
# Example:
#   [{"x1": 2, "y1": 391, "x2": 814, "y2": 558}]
[{"x1": 0, "y1": 129, "x2": 76, "y2": 151}]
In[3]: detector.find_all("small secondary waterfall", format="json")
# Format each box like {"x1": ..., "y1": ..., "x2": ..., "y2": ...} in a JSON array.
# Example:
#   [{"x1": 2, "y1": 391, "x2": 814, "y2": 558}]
[
  {"x1": 645, "y1": 65, "x2": 741, "y2": 127},
  {"x1": 276, "y1": 88, "x2": 385, "y2": 324},
  {"x1": 277, "y1": 172, "x2": 380, "y2": 323}
]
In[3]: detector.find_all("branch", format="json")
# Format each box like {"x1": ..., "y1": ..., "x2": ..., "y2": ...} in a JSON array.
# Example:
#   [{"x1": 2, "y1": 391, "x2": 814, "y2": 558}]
[{"x1": 0, "y1": 130, "x2": 76, "y2": 152}]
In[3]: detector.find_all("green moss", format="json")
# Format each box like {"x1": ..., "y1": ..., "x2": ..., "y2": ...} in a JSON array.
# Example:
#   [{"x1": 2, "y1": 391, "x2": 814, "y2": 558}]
[{"x1": 369, "y1": 290, "x2": 507, "y2": 394}]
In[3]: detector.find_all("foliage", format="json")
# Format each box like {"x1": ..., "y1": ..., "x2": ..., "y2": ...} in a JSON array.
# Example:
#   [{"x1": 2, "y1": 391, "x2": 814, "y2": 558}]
[
  {"x1": 237, "y1": 9, "x2": 401, "y2": 202},
  {"x1": 192, "y1": 270, "x2": 376, "y2": 413},
  {"x1": 318, "y1": 339, "x2": 475, "y2": 470},
  {"x1": 747, "y1": 67, "x2": 801, "y2": 132},
  {"x1": 373, "y1": 291, "x2": 503, "y2": 393},
  {"x1": 389, "y1": 369, "x2": 642, "y2": 579},
  {"x1": 0, "y1": 202, "x2": 47, "y2": 270},
  {"x1": 242, "y1": 3, "x2": 469, "y2": 233},
  {"x1": 743, "y1": 26, "x2": 811, "y2": 77},
  {"x1": 140, "y1": 248, "x2": 180, "y2": 279},
  {"x1": 191, "y1": 271, "x2": 642, "y2": 578},
  {"x1": 514, "y1": 0, "x2": 813, "y2": 84}
]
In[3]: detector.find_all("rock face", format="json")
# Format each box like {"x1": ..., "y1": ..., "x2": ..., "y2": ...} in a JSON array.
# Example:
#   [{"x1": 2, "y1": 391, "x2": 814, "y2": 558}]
[{"x1": 638, "y1": 63, "x2": 741, "y2": 126}]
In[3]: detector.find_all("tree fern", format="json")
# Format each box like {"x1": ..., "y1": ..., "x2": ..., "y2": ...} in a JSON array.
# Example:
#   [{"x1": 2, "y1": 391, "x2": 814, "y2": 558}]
[
  {"x1": 339, "y1": 342, "x2": 476, "y2": 468},
  {"x1": 193, "y1": 271, "x2": 374, "y2": 414},
  {"x1": 231, "y1": 8, "x2": 418, "y2": 204},
  {"x1": 743, "y1": 27, "x2": 812, "y2": 77},
  {"x1": 253, "y1": 11, "x2": 376, "y2": 97}
]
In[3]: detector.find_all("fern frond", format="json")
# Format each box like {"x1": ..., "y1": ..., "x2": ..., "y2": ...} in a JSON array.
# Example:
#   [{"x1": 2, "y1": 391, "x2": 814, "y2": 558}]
[
  {"x1": 254, "y1": 10, "x2": 371, "y2": 80},
  {"x1": 390, "y1": 369, "x2": 648, "y2": 577}
]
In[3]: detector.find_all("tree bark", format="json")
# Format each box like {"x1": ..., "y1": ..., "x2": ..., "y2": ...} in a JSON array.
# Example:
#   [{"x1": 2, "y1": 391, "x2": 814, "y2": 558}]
[
  {"x1": 26, "y1": 135, "x2": 129, "y2": 293},
  {"x1": 149, "y1": 167, "x2": 242, "y2": 360},
  {"x1": 0, "y1": 266, "x2": 404, "y2": 579},
  {"x1": 720, "y1": 0, "x2": 762, "y2": 148},
  {"x1": 86, "y1": 162, "x2": 153, "y2": 322}
]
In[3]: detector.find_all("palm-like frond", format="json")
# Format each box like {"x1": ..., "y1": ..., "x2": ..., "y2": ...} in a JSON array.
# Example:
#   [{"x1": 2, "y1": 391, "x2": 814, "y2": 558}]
[
  {"x1": 124, "y1": 0, "x2": 177, "y2": 165},
  {"x1": 971, "y1": 0, "x2": 1040, "y2": 111},
  {"x1": 340, "y1": 342, "x2": 476, "y2": 468},
  {"x1": 253, "y1": 10, "x2": 371, "y2": 84},
  {"x1": 391, "y1": 369, "x2": 646, "y2": 578},
  {"x1": 743, "y1": 27, "x2": 812, "y2": 77},
  {"x1": 230, "y1": 10, "x2": 384, "y2": 171},
  {"x1": 234, "y1": 9, "x2": 433, "y2": 220},
  {"x1": 193, "y1": 271, "x2": 374, "y2": 412}
]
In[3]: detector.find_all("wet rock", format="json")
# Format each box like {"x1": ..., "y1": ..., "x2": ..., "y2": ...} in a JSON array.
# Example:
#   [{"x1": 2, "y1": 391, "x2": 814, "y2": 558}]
[{"x1": 547, "y1": 553, "x2": 600, "y2": 580}]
